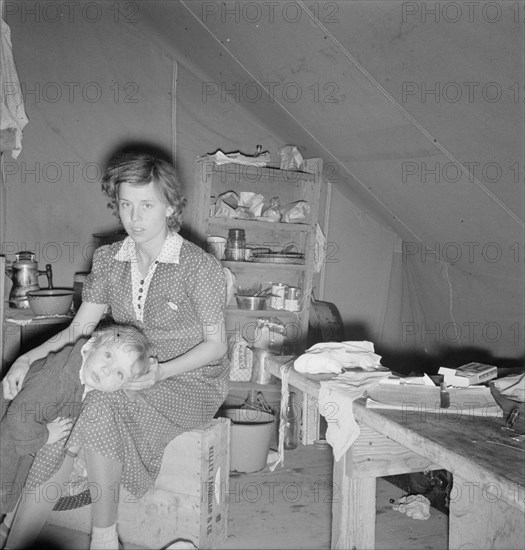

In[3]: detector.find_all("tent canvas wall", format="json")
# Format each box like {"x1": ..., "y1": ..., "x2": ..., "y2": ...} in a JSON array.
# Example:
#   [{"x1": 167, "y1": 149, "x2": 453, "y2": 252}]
[{"x1": 1, "y1": 0, "x2": 523, "y2": 372}]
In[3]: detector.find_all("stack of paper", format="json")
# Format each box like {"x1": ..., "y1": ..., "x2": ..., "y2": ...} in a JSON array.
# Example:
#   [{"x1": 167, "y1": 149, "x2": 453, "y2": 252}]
[{"x1": 366, "y1": 378, "x2": 502, "y2": 417}]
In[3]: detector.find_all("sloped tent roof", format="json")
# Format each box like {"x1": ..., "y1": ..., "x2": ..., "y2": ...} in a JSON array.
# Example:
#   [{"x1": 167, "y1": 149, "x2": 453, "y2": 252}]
[
  {"x1": 3, "y1": 0, "x2": 523, "y2": 369},
  {"x1": 136, "y1": 1, "x2": 524, "y2": 364}
]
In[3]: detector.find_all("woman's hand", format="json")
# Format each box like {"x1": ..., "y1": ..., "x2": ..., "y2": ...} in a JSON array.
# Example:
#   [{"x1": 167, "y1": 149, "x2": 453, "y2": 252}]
[
  {"x1": 46, "y1": 417, "x2": 74, "y2": 445},
  {"x1": 123, "y1": 357, "x2": 162, "y2": 391},
  {"x1": 2, "y1": 355, "x2": 31, "y2": 400}
]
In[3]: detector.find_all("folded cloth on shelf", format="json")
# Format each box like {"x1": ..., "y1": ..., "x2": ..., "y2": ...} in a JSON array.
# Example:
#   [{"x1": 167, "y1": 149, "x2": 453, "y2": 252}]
[
  {"x1": 319, "y1": 369, "x2": 390, "y2": 461},
  {"x1": 294, "y1": 341, "x2": 383, "y2": 374},
  {"x1": 200, "y1": 150, "x2": 271, "y2": 167}
]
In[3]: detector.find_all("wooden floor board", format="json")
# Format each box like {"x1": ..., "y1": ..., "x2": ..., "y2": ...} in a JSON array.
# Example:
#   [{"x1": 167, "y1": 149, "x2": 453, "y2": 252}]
[{"x1": 40, "y1": 443, "x2": 448, "y2": 549}]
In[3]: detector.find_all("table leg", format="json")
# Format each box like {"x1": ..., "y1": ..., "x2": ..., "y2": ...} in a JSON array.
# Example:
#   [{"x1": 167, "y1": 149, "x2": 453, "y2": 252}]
[
  {"x1": 332, "y1": 449, "x2": 376, "y2": 550},
  {"x1": 449, "y1": 473, "x2": 525, "y2": 549}
]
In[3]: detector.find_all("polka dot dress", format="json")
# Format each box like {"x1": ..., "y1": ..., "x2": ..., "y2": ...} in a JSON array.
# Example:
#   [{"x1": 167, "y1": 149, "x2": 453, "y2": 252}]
[{"x1": 66, "y1": 233, "x2": 230, "y2": 498}]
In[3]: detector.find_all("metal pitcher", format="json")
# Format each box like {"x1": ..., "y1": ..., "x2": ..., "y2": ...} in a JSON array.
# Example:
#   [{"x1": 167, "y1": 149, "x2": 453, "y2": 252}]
[{"x1": 5, "y1": 251, "x2": 53, "y2": 309}]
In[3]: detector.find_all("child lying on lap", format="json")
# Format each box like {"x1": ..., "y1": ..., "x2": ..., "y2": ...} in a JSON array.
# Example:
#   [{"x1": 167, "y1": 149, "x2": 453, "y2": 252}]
[{"x1": 0, "y1": 322, "x2": 154, "y2": 549}]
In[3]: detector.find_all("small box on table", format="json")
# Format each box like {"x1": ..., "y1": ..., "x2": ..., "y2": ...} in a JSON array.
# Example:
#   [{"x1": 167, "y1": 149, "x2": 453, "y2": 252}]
[
  {"x1": 48, "y1": 418, "x2": 230, "y2": 549},
  {"x1": 439, "y1": 363, "x2": 497, "y2": 387},
  {"x1": 454, "y1": 362, "x2": 498, "y2": 385}
]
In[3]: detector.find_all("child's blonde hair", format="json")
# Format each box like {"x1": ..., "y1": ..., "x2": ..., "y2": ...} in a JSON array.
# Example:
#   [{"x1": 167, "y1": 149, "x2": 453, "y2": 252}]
[{"x1": 90, "y1": 322, "x2": 153, "y2": 378}]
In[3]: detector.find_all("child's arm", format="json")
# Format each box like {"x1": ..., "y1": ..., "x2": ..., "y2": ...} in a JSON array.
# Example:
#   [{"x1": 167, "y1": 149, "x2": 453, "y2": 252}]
[{"x1": 46, "y1": 417, "x2": 74, "y2": 445}]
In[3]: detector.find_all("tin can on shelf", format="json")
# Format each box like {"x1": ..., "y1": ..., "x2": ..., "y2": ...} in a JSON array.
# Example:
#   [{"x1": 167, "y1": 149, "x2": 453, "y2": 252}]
[
  {"x1": 284, "y1": 286, "x2": 301, "y2": 312},
  {"x1": 270, "y1": 283, "x2": 287, "y2": 310}
]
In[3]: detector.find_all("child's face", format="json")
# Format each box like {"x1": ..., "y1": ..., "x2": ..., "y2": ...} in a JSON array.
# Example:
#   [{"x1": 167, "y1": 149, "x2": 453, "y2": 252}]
[{"x1": 82, "y1": 342, "x2": 139, "y2": 392}]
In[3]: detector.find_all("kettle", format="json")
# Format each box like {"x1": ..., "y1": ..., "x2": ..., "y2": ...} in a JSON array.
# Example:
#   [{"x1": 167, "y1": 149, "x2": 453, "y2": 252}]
[{"x1": 5, "y1": 251, "x2": 53, "y2": 309}]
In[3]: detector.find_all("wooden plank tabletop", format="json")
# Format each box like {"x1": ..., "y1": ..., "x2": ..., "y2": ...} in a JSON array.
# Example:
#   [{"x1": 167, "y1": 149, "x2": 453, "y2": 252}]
[
  {"x1": 265, "y1": 355, "x2": 334, "y2": 394},
  {"x1": 353, "y1": 399, "x2": 525, "y2": 511}
]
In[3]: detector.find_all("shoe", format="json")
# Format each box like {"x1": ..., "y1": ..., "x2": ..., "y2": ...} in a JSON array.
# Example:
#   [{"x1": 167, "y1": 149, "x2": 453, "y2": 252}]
[{"x1": 163, "y1": 539, "x2": 198, "y2": 550}]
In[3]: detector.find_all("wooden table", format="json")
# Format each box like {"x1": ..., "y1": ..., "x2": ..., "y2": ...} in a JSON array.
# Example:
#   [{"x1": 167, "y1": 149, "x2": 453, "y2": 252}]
[
  {"x1": 2, "y1": 305, "x2": 72, "y2": 375},
  {"x1": 265, "y1": 359, "x2": 525, "y2": 550}
]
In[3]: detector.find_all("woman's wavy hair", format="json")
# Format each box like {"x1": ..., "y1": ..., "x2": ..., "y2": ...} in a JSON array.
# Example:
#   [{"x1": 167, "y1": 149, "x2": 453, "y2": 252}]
[{"x1": 101, "y1": 152, "x2": 187, "y2": 231}]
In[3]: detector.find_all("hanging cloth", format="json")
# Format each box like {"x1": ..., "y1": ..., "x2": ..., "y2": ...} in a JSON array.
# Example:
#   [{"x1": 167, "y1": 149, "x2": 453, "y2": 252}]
[{"x1": 1, "y1": 18, "x2": 29, "y2": 158}]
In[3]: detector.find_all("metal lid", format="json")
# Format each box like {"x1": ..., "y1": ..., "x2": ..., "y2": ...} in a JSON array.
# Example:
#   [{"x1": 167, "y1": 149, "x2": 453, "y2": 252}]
[
  {"x1": 228, "y1": 228, "x2": 245, "y2": 238},
  {"x1": 13, "y1": 251, "x2": 37, "y2": 266}
]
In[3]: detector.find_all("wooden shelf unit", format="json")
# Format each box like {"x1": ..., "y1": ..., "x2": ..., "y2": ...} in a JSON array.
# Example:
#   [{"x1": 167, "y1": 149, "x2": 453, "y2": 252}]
[{"x1": 192, "y1": 159, "x2": 322, "y2": 354}]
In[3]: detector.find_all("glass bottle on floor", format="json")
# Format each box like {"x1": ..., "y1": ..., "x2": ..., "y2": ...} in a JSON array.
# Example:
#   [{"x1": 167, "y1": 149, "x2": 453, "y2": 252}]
[{"x1": 283, "y1": 391, "x2": 298, "y2": 450}]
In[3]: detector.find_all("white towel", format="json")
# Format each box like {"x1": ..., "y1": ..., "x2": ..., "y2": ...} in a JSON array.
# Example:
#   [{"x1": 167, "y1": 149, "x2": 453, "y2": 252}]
[
  {"x1": 294, "y1": 341, "x2": 383, "y2": 374},
  {"x1": 319, "y1": 370, "x2": 390, "y2": 461},
  {"x1": 1, "y1": 19, "x2": 29, "y2": 159}
]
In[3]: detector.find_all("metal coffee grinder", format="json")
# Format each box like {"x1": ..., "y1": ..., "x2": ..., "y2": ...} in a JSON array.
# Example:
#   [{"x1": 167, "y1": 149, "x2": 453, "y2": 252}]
[{"x1": 5, "y1": 251, "x2": 53, "y2": 309}]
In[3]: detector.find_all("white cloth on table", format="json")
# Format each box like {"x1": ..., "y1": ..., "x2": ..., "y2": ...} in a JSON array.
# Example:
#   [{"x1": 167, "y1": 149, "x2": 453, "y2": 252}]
[
  {"x1": 319, "y1": 369, "x2": 390, "y2": 461},
  {"x1": 294, "y1": 341, "x2": 382, "y2": 374}
]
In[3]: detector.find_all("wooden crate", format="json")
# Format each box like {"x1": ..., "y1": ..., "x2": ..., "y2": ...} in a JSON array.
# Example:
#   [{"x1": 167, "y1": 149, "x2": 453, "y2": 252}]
[{"x1": 47, "y1": 418, "x2": 231, "y2": 549}]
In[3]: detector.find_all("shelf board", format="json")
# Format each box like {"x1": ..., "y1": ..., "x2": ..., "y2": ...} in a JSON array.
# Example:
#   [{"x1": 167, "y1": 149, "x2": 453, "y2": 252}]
[
  {"x1": 226, "y1": 307, "x2": 302, "y2": 317},
  {"x1": 222, "y1": 260, "x2": 306, "y2": 271},
  {"x1": 203, "y1": 160, "x2": 320, "y2": 184},
  {"x1": 208, "y1": 217, "x2": 310, "y2": 232}
]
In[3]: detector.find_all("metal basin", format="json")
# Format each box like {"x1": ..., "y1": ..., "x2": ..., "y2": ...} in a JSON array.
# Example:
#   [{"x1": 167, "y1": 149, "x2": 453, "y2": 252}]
[
  {"x1": 26, "y1": 289, "x2": 74, "y2": 316},
  {"x1": 235, "y1": 295, "x2": 268, "y2": 310}
]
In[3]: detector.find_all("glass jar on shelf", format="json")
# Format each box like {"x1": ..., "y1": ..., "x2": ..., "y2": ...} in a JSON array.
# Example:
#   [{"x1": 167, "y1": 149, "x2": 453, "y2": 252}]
[{"x1": 225, "y1": 228, "x2": 246, "y2": 261}]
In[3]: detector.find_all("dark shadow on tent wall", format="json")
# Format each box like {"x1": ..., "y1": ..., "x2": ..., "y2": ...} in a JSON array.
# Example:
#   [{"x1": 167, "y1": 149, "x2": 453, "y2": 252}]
[
  {"x1": 375, "y1": 344, "x2": 525, "y2": 377},
  {"x1": 308, "y1": 302, "x2": 525, "y2": 376}
]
